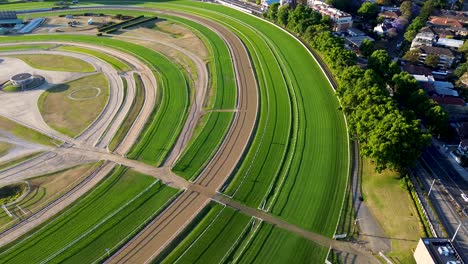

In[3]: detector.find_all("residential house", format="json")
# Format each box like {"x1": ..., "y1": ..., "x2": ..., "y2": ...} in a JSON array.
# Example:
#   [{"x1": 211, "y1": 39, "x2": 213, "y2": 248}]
[
  {"x1": 428, "y1": 16, "x2": 464, "y2": 29},
  {"x1": 308, "y1": 0, "x2": 353, "y2": 32},
  {"x1": 411, "y1": 27, "x2": 436, "y2": 49},
  {"x1": 433, "y1": 95, "x2": 466, "y2": 106},
  {"x1": 347, "y1": 27, "x2": 365, "y2": 37},
  {"x1": 378, "y1": 11, "x2": 400, "y2": 20},
  {"x1": 435, "y1": 38, "x2": 465, "y2": 49},
  {"x1": 418, "y1": 46, "x2": 460, "y2": 69},
  {"x1": 261, "y1": 0, "x2": 280, "y2": 9},
  {"x1": 374, "y1": 22, "x2": 393, "y2": 36}
]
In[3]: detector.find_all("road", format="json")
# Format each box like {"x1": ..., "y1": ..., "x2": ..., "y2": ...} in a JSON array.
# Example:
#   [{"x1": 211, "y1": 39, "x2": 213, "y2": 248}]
[{"x1": 413, "y1": 145, "x2": 468, "y2": 261}]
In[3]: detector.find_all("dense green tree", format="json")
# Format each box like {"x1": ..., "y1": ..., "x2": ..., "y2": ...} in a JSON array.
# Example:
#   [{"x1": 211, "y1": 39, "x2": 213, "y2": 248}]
[
  {"x1": 359, "y1": 39, "x2": 375, "y2": 57},
  {"x1": 454, "y1": 62, "x2": 467, "y2": 77},
  {"x1": 267, "y1": 3, "x2": 280, "y2": 21},
  {"x1": 424, "y1": 54, "x2": 440, "y2": 68},
  {"x1": 403, "y1": 49, "x2": 421, "y2": 63},
  {"x1": 368, "y1": 50, "x2": 391, "y2": 77},
  {"x1": 404, "y1": 1, "x2": 435, "y2": 42},
  {"x1": 400, "y1": 1, "x2": 413, "y2": 19},
  {"x1": 357, "y1": 2, "x2": 380, "y2": 20},
  {"x1": 425, "y1": 104, "x2": 449, "y2": 135},
  {"x1": 458, "y1": 41, "x2": 468, "y2": 55},
  {"x1": 392, "y1": 71, "x2": 419, "y2": 106},
  {"x1": 277, "y1": 4, "x2": 290, "y2": 26},
  {"x1": 288, "y1": 4, "x2": 311, "y2": 33}
]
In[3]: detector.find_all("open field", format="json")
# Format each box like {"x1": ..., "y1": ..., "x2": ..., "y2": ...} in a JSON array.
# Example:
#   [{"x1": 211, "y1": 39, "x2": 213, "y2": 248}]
[
  {"x1": 0, "y1": 116, "x2": 58, "y2": 146},
  {"x1": 11, "y1": 54, "x2": 95, "y2": 72},
  {"x1": 57, "y1": 45, "x2": 131, "y2": 72},
  {"x1": 38, "y1": 73, "x2": 109, "y2": 137},
  {"x1": 0, "y1": 142, "x2": 13, "y2": 157},
  {"x1": 109, "y1": 73, "x2": 143, "y2": 151},
  {"x1": 0, "y1": 163, "x2": 98, "y2": 230},
  {"x1": 362, "y1": 158, "x2": 422, "y2": 263},
  {"x1": 173, "y1": 112, "x2": 233, "y2": 180},
  {"x1": 0, "y1": 166, "x2": 179, "y2": 263}
]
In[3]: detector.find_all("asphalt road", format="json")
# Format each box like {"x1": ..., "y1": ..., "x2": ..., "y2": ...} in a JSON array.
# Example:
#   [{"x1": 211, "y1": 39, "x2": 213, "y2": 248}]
[
  {"x1": 415, "y1": 145, "x2": 468, "y2": 261},
  {"x1": 421, "y1": 145, "x2": 468, "y2": 213}
]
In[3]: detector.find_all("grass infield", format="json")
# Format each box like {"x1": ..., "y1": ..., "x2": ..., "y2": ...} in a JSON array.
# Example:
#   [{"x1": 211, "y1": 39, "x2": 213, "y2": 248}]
[
  {"x1": 38, "y1": 73, "x2": 110, "y2": 137},
  {"x1": 11, "y1": 54, "x2": 95, "y2": 72}
]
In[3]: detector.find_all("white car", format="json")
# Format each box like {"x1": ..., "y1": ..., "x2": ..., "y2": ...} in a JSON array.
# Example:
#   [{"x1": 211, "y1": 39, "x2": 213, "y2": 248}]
[{"x1": 462, "y1": 193, "x2": 468, "y2": 202}]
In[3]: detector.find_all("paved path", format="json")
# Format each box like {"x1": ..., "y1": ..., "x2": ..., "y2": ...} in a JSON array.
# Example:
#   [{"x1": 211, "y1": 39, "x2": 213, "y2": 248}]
[{"x1": 351, "y1": 141, "x2": 391, "y2": 253}]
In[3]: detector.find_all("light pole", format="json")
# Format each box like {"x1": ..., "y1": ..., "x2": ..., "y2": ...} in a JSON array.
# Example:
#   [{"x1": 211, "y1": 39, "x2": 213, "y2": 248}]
[{"x1": 428, "y1": 179, "x2": 436, "y2": 196}]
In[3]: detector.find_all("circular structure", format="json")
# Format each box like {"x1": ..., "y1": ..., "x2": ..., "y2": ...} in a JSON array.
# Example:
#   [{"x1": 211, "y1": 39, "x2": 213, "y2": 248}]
[
  {"x1": 10, "y1": 73, "x2": 33, "y2": 86},
  {"x1": 67, "y1": 87, "x2": 101, "y2": 100}
]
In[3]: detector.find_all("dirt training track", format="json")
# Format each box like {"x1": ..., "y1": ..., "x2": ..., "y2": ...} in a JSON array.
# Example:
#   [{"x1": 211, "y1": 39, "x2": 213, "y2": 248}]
[{"x1": 106, "y1": 11, "x2": 259, "y2": 264}]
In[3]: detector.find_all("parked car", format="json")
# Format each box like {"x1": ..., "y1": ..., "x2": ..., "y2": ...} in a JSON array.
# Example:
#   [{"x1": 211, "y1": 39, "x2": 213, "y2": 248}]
[{"x1": 461, "y1": 193, "x2": 468, "y2": 202}]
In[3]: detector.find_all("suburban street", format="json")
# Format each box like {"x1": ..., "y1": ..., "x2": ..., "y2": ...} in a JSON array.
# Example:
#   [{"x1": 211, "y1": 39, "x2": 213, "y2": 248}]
[{"x1": 412, "y1": 144, "x2": 468, "y2": 261}]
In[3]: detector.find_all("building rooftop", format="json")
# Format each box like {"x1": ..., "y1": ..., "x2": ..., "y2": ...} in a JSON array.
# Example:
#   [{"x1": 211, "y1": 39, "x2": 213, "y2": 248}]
[
  {"x1": 378, "y1": 11, "x2": 400, "y2": 19},
  {"x1": 345, "y1": 36, "x2": 374, "y2": 48},
  {"x1": 308, "y1": 0, "x2": 351, "y2": 18},
  {"x1": 417, "y1": 238, "x2": 465, "y2": 264},
  {"x1": 419, "y1": 46, "x2": 456, "y2": 57},
  {"x1": 436, "y1": 38, "x2": 465, "y2": 49},
  {"x1": 402, "y1": 64, "x2": 433, "y2": 76},
  {"x1": 432, "y1": 95, "x2": 466, "y2": 106},
  {"x1": 429, "y1": 16, "x2": 464, "y2": 28},
  {"x1": 0, "y1": 11, "x2": 17, "y2": 20}
]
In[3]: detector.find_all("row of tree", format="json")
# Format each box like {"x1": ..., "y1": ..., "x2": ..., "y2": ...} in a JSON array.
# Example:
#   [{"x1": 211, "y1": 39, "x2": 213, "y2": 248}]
[
  {"x1": 404, "y1": 0, "x2": 436, "y2": 41},
  {"x1": 265, "y1": 4, "x2": 449, "y2": 171}
]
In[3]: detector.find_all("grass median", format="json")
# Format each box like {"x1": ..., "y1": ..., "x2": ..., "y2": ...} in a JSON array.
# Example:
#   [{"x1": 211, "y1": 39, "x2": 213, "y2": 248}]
[
  {"x1": 11, "y1": 54, "x2": 95, "y2": 72},
  {"x1": 57, "y1": 45, "x2": 131, "y2": 72}
]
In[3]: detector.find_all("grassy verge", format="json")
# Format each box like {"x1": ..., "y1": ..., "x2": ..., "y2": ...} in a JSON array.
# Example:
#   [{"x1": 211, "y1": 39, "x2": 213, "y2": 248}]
[
  {"x1": 0, "y1": 116, "x2": 58, "y2": 146},
  {"x1": 38, "y1": 73, "x2": 109, "y2": 137},
  {"x1": 0, "y1": 166, "x2": 179, "y2": 263},
  {"x1": 362, "y1": 158, "x2": 422, "y2": 263},
  {"x1": 109, "y1": 73, "x2": 144, "y2": 151},
  {"x1": 0, "y1": 142, "x2": 13, "y2": 157},
  {"x1": 172, "y1": 112, "x2": 234, "y2": 180},
  {"x1": 0, "y1": 163, "x2": 97, "y2": 230},
  {"x1": 10, "y1": 54, "x2": 95, "y2": 72},
  {"x1": 57, "y1": 45, "x2": 131, "y2": 72}
]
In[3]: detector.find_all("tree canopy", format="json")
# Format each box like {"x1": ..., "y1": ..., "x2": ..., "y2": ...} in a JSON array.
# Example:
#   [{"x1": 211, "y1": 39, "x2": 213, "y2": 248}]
[{"x1": 357, "y1": 2, "x2": 380, "y2": 20}]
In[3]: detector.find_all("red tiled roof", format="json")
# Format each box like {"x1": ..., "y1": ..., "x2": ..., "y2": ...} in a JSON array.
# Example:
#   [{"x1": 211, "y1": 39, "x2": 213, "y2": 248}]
[
  {"x1": 429, "y1": 16, "x2": 464, "y2": 28},
  {"x1": 431, "y1": 95, "x2": 466, "y2": 106}
]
